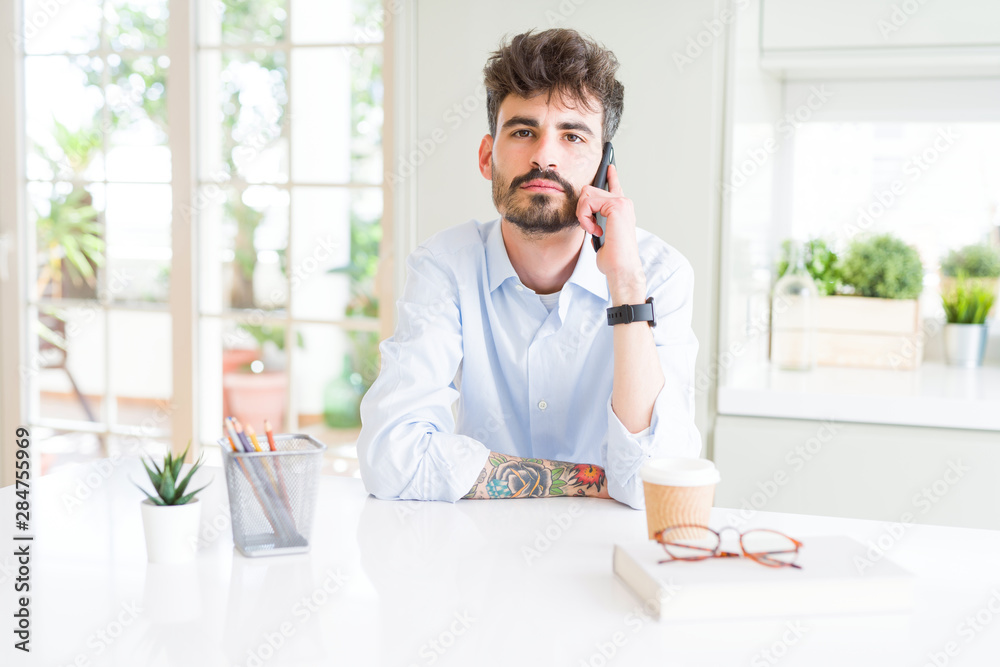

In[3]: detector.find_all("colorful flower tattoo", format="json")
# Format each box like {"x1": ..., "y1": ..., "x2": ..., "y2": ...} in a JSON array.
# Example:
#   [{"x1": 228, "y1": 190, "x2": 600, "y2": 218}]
[
  {"x1": 463, "y1": 453, "x2": 607, "y2": 499},
  {"x1": 569, "y1": 464, "x2": 606, "y2": 492}
]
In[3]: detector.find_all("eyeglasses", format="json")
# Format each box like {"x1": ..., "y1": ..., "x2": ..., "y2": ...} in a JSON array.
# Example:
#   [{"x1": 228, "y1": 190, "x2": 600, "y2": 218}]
[{"x1": 653, "y1": 524, "x2": 803, "y2": 569}]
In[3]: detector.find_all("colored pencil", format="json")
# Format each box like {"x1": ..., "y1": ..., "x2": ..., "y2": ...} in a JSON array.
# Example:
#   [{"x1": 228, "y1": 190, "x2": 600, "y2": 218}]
[
  {"x1": 232, "y1": 418, "x2": 254, "y2": 453},
  {"x1": 260, "y1": 420, "x2": 294, "y2": 518},
  {"x1": 226, "y1": 417, "x2": 250, "y2": 453},
  {"x1": 224, "y1": 419, "x2": 284, "y2": 538},
  {"x1": 247, "y1": 423, "x2": 281, "y2": 492},
  {"x1": 264, "y1": 420, "x2": 277, "y2": 451},
  {"x1": 246, "y1": 424, "x2": 263, "y2": 452},
  {"x1": 224, "y1": 424, "x2": 238, "y2": 451},
  {"x1": 237, "y1": 419, "x2": 296, "y2": 535}
]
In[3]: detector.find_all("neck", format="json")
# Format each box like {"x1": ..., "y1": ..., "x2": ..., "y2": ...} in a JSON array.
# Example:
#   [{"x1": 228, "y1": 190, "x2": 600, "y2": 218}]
[{"x1": 500, "y1": 219, "x2": 585, "y2": 295}]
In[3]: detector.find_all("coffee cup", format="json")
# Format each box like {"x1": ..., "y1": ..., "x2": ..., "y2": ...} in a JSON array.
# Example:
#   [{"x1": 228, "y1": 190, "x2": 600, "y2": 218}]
[{"x1": 640, "y1": 458, "x2": 720, "y2": 540}]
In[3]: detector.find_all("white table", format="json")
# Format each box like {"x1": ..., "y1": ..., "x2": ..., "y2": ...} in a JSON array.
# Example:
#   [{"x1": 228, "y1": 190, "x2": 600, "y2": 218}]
[{"x1": 3, "y1": 459, "x2": 1000, "y2": 667}]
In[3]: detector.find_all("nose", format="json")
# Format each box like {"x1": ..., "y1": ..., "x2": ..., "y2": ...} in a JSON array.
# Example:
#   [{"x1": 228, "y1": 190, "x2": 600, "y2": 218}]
[{"x1": 529, "y1": 131, "x2": 560, "y2": 173}]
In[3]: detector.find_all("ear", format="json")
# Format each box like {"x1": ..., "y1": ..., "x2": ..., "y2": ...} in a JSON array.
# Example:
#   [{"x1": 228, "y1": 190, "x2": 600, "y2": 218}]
[{"x1": 478, "y1": 134, "x2": 494, "y2": 180}]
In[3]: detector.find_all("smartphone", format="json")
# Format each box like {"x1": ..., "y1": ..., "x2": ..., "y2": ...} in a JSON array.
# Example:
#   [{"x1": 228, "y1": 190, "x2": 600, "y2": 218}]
[{"x1": 591, "y1": 142, "x2": 616, "y2": 252}]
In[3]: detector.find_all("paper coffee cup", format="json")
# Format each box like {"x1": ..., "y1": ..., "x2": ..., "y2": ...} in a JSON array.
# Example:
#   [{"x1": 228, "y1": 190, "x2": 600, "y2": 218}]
[{"x1": 640, "y1": 458, "x2": 720, "y2": 540}]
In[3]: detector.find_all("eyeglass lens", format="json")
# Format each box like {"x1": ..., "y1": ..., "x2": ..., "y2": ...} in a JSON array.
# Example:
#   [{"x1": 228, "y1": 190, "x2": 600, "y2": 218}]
[{"x1": 659, "y1": 526, "x2": 800, "y2": 567}]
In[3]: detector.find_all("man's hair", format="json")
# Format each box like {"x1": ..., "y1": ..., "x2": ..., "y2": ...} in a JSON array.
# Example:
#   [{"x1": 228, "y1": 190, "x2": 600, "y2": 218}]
[{"x1": 483, "y1": 29, "x2": 624, "y2": 145}]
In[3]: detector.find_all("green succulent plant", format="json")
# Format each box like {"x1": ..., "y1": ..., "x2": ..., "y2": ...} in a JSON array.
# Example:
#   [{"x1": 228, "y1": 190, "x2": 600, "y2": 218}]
[
  {"x1": 839, "y1": 234, "x2": 924, "y2": 300},
  {"x1": 941, "y1": 275, "x2": 997, "y2": 324},
  {"x1": 940, "y1": 244, "x2": 1000, "y2": 279},
  {"x1": 776, "y1": 238, "x2": 840, "y2": 296},
  {"x1": 134, "y1": 442, "x2": 210, "y2": 506}
]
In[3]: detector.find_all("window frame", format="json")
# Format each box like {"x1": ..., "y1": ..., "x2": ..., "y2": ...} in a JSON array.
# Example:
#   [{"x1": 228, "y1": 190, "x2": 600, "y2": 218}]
[{"x1": 0, "y1": 0, "x2": 398, "y2": 483}]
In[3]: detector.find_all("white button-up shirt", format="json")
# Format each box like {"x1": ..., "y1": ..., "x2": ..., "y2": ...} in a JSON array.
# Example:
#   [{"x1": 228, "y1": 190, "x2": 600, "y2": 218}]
[{"x1": 357, "y1": 218, "x2": 701, "y2": 509}]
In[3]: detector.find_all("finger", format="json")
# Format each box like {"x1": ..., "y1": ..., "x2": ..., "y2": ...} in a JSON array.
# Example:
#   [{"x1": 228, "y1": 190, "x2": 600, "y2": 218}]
[
  {"x1": 575, "y1": 192, "x2": 603, "y2": 236},
  {"x1": 607, "y1": 163, "x2": 624, "y2": 196},
  {"x1": 575, "y1": 199, "x2": 598, "y2": 235}
]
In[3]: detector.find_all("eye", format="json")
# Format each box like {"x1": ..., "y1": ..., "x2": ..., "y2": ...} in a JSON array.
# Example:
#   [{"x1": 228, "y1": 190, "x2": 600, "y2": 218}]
[
  {"x1": 565, "y1": 134, "x2": 583, "y2": 143},
  {"x1": 513, "y1": 129, "x2": 532, "y2": 138}
]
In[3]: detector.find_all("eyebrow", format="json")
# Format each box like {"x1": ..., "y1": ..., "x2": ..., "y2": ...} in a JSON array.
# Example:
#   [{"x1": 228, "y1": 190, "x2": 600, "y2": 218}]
[{"x1": 501, "y1": 115, "x2": 596, "y2": 138}]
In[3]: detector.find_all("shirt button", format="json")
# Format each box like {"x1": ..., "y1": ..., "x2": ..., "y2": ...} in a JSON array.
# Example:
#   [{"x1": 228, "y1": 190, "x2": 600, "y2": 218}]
[
  {"x1": 515, "y1": 284, "x2": 524, "y2": 291},
  {"x1": 538, "y1": 400, "x2": 548, "y2": 410}
]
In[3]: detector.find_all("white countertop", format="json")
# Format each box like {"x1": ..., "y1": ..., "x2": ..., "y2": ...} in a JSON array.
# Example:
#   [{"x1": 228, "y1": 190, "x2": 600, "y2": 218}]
[
  {"x1": 719, "y1": 359, "x2": 1000, "y2": 430},
  {"x1": 3, "y1": 460, "x2": 1000, "y2": 666}
]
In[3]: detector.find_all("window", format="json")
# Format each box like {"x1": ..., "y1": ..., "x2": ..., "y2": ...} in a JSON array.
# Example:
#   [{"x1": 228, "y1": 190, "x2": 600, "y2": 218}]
[
  {"x1": 13, "y1": 0, "x2": 389, "y2": 476},
  {"x1": 722, "y1": 78, "x2": 1000, "y2": 373},
  {"x1": 786, "y1": 121, "x2": 1000, "y2": 319},
  {"x1": 23, "y1": 0, "x2": 174, "y2": 472},
  {"x1": 196, "y1": 0, "x2": 386, "y2": 476}
]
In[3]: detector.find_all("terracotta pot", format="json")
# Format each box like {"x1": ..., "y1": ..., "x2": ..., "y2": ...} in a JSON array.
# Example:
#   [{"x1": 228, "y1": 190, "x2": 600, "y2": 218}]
[
  {"x1": 223, "y1": 371, "x2": 288, "y2": 431},
  {"x1": 222, "y1": 348, "x2": 261, "y2": 375}
]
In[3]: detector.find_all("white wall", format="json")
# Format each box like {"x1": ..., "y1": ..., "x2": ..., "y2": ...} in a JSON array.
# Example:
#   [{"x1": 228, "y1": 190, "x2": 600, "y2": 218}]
[
  {"x1": 0, "y1": 0, "x2": 26, "y2": 486},
  {"x1": 397, "y1": 0, "x2": 732, "y2": 448},
  {"x1": 714, "y1": 415, "x2": 1000, "y2": 530}
]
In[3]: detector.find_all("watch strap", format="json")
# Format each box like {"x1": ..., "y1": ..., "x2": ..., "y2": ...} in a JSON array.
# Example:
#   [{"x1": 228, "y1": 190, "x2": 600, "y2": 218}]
[{"x1": 606, "y1": 296, "x2": 655, "y2": 327}]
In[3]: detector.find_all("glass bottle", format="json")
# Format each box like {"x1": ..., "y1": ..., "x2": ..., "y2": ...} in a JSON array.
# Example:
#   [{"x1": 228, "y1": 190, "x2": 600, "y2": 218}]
[{"x1": 771, "y1": 243, "x2": 819, "y2": 371}]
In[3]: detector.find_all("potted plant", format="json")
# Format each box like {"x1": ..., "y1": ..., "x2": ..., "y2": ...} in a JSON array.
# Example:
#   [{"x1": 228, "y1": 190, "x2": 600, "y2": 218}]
[
  {"x1": 941, "y1": 276, "x2": 996, "y2": 367},
  {"x1": 838, "y1": 234, "x2": 925, "y2": 301},
  {"x1": 134, "y1": 443, "x2": 209, "y2": 563},
  {"x1": 772, "y1": 234, "x2": 926, "y2": 370},
  {"x1": 775, "y1": 237, "x2": 840, "y2": 296},
  {"x1": 223, "y1": 324, "x2": 303, "y2": 431},
  {"x1": 940, "y1": 243, "x2": 1000, "y2": 319}
]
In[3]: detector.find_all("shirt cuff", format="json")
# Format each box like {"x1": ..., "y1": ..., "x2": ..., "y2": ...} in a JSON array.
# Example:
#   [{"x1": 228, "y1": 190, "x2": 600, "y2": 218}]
[
  {"x1": 389, "y1": 432, "x2": 491, "y2": 503},
  {"x1": 603, "y1": 380, "x2": 701, "y2": 510}
]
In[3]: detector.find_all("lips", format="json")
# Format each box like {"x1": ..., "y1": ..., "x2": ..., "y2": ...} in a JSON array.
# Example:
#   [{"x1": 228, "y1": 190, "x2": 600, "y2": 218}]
[{"x1": 520, "y1": 179, "x2": 563, "y2": 192}]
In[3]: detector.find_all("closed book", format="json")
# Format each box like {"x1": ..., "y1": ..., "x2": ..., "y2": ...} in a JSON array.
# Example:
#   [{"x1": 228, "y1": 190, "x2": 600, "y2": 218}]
[{"x1": 612, "y1": 535, "x2": 915, "y2": 621}]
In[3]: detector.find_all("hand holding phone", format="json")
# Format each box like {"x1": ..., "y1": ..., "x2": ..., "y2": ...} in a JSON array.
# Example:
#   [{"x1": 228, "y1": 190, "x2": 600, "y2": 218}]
[{"x1": 591, "y1": 142, "x2": 616, "y2": 252}]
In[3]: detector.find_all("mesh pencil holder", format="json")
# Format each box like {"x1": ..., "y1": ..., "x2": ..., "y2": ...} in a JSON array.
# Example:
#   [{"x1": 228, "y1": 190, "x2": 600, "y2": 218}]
[{"x1": 219, "y1": 433, "x2": 326, "y2": 557}]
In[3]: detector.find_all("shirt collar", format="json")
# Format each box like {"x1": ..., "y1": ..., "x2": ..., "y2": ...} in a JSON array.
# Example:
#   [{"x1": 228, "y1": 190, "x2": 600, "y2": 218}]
[
  {"x1": 486, "y1": 219, "x2": 609, "y2": 301},
  {"x1": 565, "y1": 234, "x2": 610, "y2": 301},
  {"x1": 486, "y1": 219, "x2": 519, "y2": 292}
]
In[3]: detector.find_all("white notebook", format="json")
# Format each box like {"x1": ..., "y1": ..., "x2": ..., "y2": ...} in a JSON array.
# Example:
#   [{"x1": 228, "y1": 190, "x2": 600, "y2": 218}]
[{"x1": 612, "y1": 535, "x2": 915, "y2": 621}]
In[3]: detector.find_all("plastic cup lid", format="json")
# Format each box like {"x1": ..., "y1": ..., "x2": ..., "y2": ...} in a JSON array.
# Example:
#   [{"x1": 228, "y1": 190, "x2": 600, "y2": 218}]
[{"x1": 640, "y1": 457, "x2": 720, "y2": 487}]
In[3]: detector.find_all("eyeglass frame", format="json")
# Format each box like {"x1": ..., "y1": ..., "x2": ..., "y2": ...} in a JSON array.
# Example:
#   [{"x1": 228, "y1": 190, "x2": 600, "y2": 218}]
[{"x1": 652, "y1": 524, "x2": 804, "y2": 569}]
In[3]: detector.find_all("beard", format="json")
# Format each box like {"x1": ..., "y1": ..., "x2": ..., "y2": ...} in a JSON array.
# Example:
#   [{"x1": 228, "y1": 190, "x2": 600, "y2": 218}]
[{"x1": 491, "y1": 160, "x2": 580, "y2": 238}]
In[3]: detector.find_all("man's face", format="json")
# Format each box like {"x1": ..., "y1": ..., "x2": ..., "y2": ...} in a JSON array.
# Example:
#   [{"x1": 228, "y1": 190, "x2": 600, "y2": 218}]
[{"x1": 479, "y1": 91, "x2": 604, "y2": 238}]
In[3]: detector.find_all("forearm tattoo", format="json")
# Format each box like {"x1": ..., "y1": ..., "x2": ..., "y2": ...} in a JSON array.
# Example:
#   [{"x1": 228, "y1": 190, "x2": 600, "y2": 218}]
[{"x1": 462, "y1": 453, "x2": 609, "y2": 500}]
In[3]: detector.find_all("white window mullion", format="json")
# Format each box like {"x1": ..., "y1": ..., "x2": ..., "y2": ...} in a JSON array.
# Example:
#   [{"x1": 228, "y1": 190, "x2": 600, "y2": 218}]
[
  {"x1": 100, "y1": 0, "x2": 115, "y2": 441},
  {"x1": 388, "y1": 0, "x2": 417, "y2": 330},
  {"x1": 168, "y1": 0, "x2": 199, "y2": 460},
  {"x1": 285, "y1": 34, "x2": 296, "y2": 433}
]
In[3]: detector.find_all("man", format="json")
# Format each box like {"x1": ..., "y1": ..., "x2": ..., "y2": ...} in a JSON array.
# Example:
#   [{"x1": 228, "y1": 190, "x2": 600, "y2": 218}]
[{"x1": 357, "y1": 28, "x2": 700, "y2": 509}]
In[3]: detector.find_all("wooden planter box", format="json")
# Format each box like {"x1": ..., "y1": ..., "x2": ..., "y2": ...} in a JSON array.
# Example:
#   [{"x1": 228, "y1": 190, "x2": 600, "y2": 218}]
[{"x1": 771, "y1": 295, "x2": 923, "y2": 370}]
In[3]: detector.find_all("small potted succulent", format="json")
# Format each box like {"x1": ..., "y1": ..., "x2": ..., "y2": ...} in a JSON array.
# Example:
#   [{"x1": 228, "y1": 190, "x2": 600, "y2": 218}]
[
  {"x1": 941, "y1": 276, "x2": 996, "y2": 367},
  {"x1": 134, "y1": 443, "x2": 210, "y2": 563}
]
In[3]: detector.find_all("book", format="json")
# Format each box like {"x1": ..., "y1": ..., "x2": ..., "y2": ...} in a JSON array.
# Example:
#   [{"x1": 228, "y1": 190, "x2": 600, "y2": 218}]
[{"x1": 612, "y1": 535, "x2": 915, "y2": 621}]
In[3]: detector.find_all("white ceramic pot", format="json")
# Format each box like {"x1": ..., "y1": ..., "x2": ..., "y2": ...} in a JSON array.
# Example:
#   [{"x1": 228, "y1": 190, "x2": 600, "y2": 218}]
[{"x1": 140, "y1": 498, "x2": 202, "y2": 563}]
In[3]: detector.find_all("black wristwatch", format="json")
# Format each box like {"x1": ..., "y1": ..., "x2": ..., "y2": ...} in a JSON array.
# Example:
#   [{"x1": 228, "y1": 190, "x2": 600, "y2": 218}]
[{"x1": 606, "y1": 296, "x2": 656, "y2": 327}]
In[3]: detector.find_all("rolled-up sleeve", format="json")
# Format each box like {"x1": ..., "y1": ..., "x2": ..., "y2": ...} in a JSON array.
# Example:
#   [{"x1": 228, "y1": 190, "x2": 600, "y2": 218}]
[
  {"x1": 357, "y1": 246, "x2": 490, "y2": 501},
  {"x1": 602, "y1": 258, "x2": 702, "y2": 509}
]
